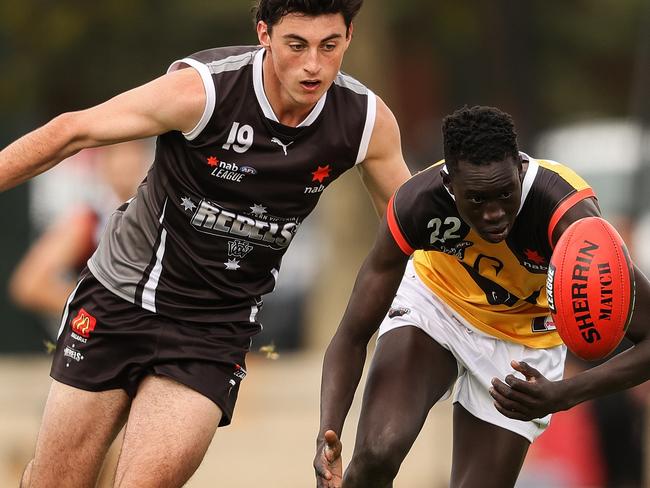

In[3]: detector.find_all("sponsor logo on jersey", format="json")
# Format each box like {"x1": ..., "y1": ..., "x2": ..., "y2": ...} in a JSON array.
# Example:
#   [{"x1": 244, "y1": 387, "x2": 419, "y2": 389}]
[
  {"x1": 233, "y1": 364, "x2": 247, "y2": 380},
  {"x1": 63, "y1": 345, "x2": 84, "y2": 363},
  {"x1": 305, "y1": 164, "x2": 332, "y2": 193},
  {"x1": 206, "y1": 156, "x2": 257, "y2": 183},
  {"x1": 438, "y1": 241, "x2": 473, "y2": 260},
  {"x1": 228, "y1": 239, "x2": 254, "y2": 259},
  {"x1": 388, "y1": 306, "x2": 411, "y2": 318},
  {"x1": 71, "y1": 308, "x2": 96, "y2": 338},
  {"x1": 531, "y1": 315, "x2": 556, "y2": 332},
  {"x1": 271, "y1": 137, "x2": 293, "y2": 156},
  {"x1": 522, "y1": 248, "x2": 548, "y2": 272},
  {"x1": 190, "y1": 199, "x2": 300, "y2": 250}
]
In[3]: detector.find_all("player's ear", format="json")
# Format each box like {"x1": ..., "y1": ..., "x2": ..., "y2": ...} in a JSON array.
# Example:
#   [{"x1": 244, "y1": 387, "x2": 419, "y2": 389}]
[
  {"x1": 516, "y1": 154, "x2": 524, "y2": 182},
  {"x1": 441, "y1": 167, "x2": 454, "y2": 195},
  {"x1": 346, "y1": 22, "x2": 354, "y2": 42},
  {"x1": 257, "y1": 21, "x2": 271, "y2": 49}
]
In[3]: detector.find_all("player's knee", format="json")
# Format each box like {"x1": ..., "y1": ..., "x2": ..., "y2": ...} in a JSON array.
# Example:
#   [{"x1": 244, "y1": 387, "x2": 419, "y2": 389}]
[
  {"x1": 20, "y1": 459, "x2": 34, "y2": 488},
  {"x1": 347, "y1": 440, "x2": 402, "y2": 484}
]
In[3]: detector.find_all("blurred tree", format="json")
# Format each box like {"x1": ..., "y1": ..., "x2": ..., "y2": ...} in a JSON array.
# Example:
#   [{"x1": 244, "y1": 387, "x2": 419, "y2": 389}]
[{"x1": 376, "y1": 0, "x2": 647, "y2": 168}]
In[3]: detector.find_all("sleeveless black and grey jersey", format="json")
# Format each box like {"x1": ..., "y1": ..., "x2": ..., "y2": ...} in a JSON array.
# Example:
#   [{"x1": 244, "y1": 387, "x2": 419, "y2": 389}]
[
  {"x1": 87, "y1": 46, "x2": 376, "y2": 323},
  {"x1": 387, "y1": 153, "x2": 596, "y2": 348}
]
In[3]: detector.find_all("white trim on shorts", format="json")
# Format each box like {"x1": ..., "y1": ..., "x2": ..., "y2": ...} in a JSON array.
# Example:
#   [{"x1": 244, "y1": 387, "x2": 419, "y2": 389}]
[
  {"x1": 378, "y1": 260, "x2": 566, "y2": 442},
  {"x1": 56, "y1": 277, "x2": 85, "y2": 339}
]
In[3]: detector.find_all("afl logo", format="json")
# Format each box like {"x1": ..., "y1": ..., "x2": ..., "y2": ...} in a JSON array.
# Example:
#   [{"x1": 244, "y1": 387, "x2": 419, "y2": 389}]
[{"x1": 240, "y1": 166, "x2": 257, "y2": 175}]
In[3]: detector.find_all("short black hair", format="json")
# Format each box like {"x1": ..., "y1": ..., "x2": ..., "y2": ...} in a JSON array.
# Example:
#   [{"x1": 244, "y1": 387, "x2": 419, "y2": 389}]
[
  {"x1": 253, "y1": 0, "x2": 363, "y2": 33},
  {"x1": 442, "y1": 106, "x2": 519, "y2": 175}
]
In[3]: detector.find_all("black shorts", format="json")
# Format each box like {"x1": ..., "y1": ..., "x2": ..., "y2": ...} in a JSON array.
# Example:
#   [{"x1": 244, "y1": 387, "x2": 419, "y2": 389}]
[{"x1": 51, "y1": 270, "x2": 261, "y2": 426}]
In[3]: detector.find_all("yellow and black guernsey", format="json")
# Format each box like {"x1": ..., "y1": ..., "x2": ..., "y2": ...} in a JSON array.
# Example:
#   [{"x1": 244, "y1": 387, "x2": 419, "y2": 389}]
[{"x1": 387, "y1": 153, "x2": 595, "y2": 348}]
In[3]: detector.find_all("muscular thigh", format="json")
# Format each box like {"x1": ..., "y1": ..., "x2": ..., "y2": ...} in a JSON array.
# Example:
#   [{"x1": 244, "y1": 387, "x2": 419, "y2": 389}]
[
  {"x1": 30, "y1": 380, "x2": 130, "y2": 488},
  {"x1": 451, "y1": 403, "x2": 529, "y2": 488},
  {"x1": 114, "y1": 375, "x2": 223, "y2": 488},
  {"x1": 354, "y1": 326, "x2": 457, "y2": 453}
]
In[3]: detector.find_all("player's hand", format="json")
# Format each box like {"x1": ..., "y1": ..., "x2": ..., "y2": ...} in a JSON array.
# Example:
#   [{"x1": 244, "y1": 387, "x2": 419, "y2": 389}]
[
  {"x1": 489, "y1": 360, "x2": 569, "y2": 421},
  {"x1": 314, "y1": 430, "x2": 343, "y2": 488}
]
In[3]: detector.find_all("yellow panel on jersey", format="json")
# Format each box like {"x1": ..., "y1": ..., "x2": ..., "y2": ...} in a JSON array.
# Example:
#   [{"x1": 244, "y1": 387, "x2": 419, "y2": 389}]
[
  {"x1": 413, "y1": 247, "x2": 560, "y2": 348},
  {"x1": 390, "y1": 155, "x2": 597, "y2": 349}
]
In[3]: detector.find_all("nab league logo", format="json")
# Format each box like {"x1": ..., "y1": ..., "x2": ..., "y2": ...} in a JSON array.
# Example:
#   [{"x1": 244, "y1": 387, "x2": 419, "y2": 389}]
[{"x1": 206, "y1": 156, "x2": 257, "y2": 183}]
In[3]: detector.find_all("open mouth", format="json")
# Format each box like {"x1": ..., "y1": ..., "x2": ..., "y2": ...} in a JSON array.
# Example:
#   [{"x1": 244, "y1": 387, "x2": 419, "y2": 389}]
[
  {"x1": 482, "y1": 226, "x2": 509, "y2": 242},
  {"x1": 300, "y1": 80, "x2": 321, "y2": 91}
]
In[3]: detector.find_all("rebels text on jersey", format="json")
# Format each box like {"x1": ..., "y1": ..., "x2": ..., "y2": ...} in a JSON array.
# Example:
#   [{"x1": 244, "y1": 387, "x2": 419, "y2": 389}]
[{"x1": 88, "y1": 46, "x2": 376, "y2": 323}]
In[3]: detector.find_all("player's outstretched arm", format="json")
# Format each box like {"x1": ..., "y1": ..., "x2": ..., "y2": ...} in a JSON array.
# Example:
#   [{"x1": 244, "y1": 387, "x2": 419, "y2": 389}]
[
  {"x1": 315, "y1": 217, "x2": 409, "y2": 487},
  {"x1": 9, "y1": 207, "x2": 97, "y2": 315},
  {"x1": 356, "y1": 96, "x2": 411, "y2": 217},
  {"x1": 0, "y1": 67, "x2": 205, "y2": 191},
  {"x1": 490, "y1": 199, "x2": 650, "y2": 420}
]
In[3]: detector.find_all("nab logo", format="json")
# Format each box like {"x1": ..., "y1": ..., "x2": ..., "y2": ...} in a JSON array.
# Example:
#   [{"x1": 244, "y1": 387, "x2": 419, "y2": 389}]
[
  {"x1": 305, "y1": 164, "x2": 332, "y2": 194},
  {"x1": 71, "y1": 308, "x2": 97, "y2": 338}
]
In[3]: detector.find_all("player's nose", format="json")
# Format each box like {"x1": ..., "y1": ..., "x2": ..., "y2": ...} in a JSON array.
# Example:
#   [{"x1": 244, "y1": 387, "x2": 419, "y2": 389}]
[
  {"x1": 303, "y1": 49, "x2": 321, "y2": 75},
  {"x1": 482, "y1": 202, "x2": 507, "y2": 224}
]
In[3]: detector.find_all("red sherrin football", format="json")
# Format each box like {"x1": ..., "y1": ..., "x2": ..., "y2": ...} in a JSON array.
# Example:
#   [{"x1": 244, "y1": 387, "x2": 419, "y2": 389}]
[{"x1": 546, "y1": 217, "x2": 635, "y2": 361}]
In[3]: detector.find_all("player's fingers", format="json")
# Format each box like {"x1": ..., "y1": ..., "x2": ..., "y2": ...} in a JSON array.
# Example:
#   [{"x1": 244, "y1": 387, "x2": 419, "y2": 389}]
[
  {"x1": 511, "y1": 360, "x2": 541, "y2": 380},
  {"x1": 500, "y1": 372, "x2": 544, "y2": 397},
  {"x1": 490, "y1": 379, "x2": 536, "y2": 407},
  {"x1": 314, "y1": 461, "x2": 332, "y2": 482},
  {"x1": 493, "y1": 400, "x2": 532, "y2": 421},
  {"x1": 489, "y1": 384, "x2": 530, "y2": 414},
  {"x1": 323, "y1": 430, "x2": 342, "y2": 460},
  {"x1": 314, "y1": 452, "x2": 333, "y2": 481}
]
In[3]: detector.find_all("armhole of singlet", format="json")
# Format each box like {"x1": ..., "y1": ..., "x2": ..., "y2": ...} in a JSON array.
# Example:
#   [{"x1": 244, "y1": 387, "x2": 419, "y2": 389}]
[
  {"x1": 386, "y1": 194, "x2": 415, "y2": 255},
  {"x1": 167, "y1": 58, "x2": 216, "y2": 141},
  {"x1": 355, "y1": 90, "x2": 377, "y2": 164},
  {"x1": 547, "y1": 187, "x2": 597, "y2": 248}
]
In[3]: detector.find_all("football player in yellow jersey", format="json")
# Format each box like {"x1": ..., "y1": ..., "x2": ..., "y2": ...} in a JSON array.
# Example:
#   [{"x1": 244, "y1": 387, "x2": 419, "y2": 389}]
[{"x1": 314, "y1": 106, "x2": 650, "y2": 488}]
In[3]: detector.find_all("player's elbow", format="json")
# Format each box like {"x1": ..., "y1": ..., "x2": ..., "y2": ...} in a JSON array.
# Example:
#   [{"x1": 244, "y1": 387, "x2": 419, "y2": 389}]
[
  {"x1": 8, "y1": 270, "x2": 38, "y2": 310},
  {"x1": 47, "y1": 111, "x2": 94, "y2": 158}
]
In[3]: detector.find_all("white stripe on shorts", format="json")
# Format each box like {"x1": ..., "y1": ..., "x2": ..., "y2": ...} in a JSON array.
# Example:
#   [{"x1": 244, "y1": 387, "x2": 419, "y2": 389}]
[{"x1": 56, "y1": 277, "x2": 85, "y2": 339}]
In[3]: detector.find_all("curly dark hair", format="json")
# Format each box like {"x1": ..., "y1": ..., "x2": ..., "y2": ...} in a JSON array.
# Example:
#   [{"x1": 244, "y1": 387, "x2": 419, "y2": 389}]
[
  {"x1": 252, "y1": 0, "x2": 363, "y2": 33},
  {"x1": 442, "y1": 106, "x2": 519, "y2": 175}
]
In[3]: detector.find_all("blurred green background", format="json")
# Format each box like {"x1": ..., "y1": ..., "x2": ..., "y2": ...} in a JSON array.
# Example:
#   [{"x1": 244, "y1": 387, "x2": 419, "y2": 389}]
[
  {"x1": 2, "y1": 0, "x2": 649, "y2": 351},
  {"x1": 2, "y1": 2, "x2": 650, "y2": 487}
]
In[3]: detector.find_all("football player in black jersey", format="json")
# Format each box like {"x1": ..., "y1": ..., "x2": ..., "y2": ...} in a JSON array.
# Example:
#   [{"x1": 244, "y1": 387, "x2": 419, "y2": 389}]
[
  {"x1": 316, "y1": 106, "x2": 650, "y2": 487},
  {"x1": 0, "y1": 1, "x2": 411, "y2": 487}
]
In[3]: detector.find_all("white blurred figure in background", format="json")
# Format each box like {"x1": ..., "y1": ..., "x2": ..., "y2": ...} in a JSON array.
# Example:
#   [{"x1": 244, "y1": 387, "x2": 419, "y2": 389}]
[{"x1": 9, "y1": 140, "x2": 151, "y2": 338}]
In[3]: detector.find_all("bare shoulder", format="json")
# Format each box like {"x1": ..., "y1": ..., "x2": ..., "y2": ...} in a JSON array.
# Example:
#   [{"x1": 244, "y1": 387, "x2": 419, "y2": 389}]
[
  {"x1": 356, "y1": 94, "x2": 410, "y2": 216},
  {"x1": 365, "y1": 95, "x2": 402, "y2": 161}
]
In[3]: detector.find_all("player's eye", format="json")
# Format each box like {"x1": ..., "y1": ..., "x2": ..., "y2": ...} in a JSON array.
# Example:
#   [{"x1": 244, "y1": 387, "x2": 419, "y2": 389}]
[
  {"x1": 499, "y1": 192, "x2": 513, "y2": 199},
  {"x1": 322, "y1": 43, "x2": 337, "y2": 51},
  {"x1": 289, "y1": 43, "x2": 305, "y2": 51},
  {"x1": 469, "y1": 196, "x2": 484, "y2": 204}
]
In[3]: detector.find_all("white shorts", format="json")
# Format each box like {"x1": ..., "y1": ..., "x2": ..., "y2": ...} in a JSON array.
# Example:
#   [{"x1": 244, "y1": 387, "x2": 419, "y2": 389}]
[{"x1": 378, "y1": 261, "x2": 566, "y2": 442}]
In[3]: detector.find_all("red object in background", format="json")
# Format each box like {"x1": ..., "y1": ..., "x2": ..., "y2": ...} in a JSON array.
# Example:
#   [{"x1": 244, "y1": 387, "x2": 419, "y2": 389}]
[{"x1": 523, "y1": 401, "x2": 605, "y2": 487}]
